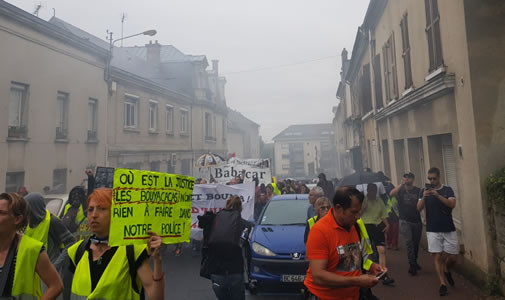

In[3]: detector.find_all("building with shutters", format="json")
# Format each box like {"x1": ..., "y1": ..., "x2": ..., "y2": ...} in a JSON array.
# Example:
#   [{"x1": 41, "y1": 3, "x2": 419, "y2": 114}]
[{"x1": 333, "y1": 0, "x2": 505, "y2": 286}]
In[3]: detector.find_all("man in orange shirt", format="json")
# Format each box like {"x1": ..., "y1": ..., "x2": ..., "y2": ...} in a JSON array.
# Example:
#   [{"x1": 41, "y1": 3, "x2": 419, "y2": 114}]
[{"x1": 304, "y1": 186, "x2": 386, "y2": 300}]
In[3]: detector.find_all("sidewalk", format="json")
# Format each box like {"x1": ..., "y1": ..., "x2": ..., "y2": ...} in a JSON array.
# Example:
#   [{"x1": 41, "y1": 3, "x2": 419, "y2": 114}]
[{"x1": 372, "y1": 239, "x2": 503, "y2": 300}]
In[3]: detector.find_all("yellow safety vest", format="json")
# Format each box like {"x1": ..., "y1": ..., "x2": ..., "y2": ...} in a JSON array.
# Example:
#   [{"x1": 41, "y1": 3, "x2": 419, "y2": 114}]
[
  {"x1": 68, "y1": 240, "x2": 146, "y2": 300},
  {"x1": 64, "y1": 204, "x2": 86, "y2": 224},
  {"x1": 11, "y1": 235, "x2": 43, "y2": 300},
  {"x1": 24, "y1": 210, "x2": 51, "y2": 250},
  {"x1": 307, "y1": 215, "x2": 319, "y2": 230},
  {"x1": 271, "y1": 183, "x2": 281, "y2": 195},
  {"x1": 356, "y1": 218, "x2": 374, "y2": 271},
  {"x1": 387, "y1": 197, "x2": 399, "y2": 216}
]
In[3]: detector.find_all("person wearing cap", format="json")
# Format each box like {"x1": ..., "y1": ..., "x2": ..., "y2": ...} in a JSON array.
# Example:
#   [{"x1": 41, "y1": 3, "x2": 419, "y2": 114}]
[{"x1": 390, "y1": 172, "x2": 422, "y2": 276}]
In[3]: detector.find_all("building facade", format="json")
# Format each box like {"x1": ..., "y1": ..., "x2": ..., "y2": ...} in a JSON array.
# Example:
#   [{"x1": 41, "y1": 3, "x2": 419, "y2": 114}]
[
  {"x1": 0, "y1": 1, "x2": 108, "y2": 193},
  {"x1": 227, "y1": 108, "x2": 260, "y2": 159},
  {"x1": 273, "y1": 124, "x2": 337, "y2": 179},
  {"x1": 335, "y1": 0, "x2": 505, "y2": 285}
]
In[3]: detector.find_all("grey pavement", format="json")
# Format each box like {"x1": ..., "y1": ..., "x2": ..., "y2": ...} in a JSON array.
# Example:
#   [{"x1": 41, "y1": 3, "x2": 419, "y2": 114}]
[{"x1": 160, "y1": 241, "x2": 501, "y2": 300}]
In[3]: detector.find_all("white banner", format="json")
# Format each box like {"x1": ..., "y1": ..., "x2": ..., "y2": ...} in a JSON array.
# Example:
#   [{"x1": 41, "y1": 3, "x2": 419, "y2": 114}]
[
  {"x1": 190, "y1": 183, "x2": 255, "y2": 240},
  {"x1": 197, "y1": 158, "x2": 272, "y2": 185}
]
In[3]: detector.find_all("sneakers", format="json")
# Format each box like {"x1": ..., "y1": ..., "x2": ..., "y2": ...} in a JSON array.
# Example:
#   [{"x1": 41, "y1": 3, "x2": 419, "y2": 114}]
[
  {"x1": 381, "y1": 274, "x2": 395, "y2": 286},
  {"x1": 408, "y1": 264, "x2": 417, "y2": 276},
  {"x1": 444, "y1": 271, "x2": 455, "y2": 287},
  {"x1": 439, "y1": 284, "x2": 448, "y2": 296}
]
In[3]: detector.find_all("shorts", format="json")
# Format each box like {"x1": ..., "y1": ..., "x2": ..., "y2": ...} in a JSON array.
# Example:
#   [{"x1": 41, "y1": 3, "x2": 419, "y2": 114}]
[
  {"x1": 427, "y1": 231, "x2": 458, "y2": 255},
  {"x1": 365, "y1": 224, "x2": 385, "y2": 247}
]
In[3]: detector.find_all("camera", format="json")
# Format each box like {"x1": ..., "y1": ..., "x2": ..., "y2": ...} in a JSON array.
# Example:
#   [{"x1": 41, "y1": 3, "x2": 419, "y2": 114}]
[{"x1": 425, "y1": 183, "x2": 435, "y2": 189}]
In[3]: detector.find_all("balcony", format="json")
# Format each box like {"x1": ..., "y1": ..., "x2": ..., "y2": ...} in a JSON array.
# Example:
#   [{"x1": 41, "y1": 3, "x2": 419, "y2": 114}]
[
  {"x1": 205, "y1": 136, "x2": 217, "y2": 143},
  {"x1": 55, "y1": 127, "x2": 68, "y2": 140},
  {"x1": 8, "y1": 126, "x2": 27, "y2": 138},
  {"x1": 87, "y1": 130, "x2": 97, "y2": 141}
]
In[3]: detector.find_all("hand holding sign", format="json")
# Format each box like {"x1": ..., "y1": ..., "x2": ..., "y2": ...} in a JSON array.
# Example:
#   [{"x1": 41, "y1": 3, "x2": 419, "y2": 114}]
[{"x1": 148, "y1": 231, "x2": 162, "y2": 260}]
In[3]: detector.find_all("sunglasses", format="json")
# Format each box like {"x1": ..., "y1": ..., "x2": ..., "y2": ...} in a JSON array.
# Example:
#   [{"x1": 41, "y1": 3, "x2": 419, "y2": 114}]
[{"x1": 427, "y1": 177, "x2": 438, "y2": 181}]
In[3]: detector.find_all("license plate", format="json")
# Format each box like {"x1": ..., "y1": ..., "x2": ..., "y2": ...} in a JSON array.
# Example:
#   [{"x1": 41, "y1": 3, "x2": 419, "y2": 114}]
[{"x1": 281, "y1": 275, "x2": 305, "y2": 282}]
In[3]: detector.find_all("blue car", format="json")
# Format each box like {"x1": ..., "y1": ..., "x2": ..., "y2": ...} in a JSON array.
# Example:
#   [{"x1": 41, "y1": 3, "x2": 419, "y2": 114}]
[{"x1": 247, "y1": 194, "x2": 310, "y2": 294}]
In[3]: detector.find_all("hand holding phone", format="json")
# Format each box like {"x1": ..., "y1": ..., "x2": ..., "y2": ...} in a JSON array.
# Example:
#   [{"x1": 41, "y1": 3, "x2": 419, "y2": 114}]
[{"x1": 376, "y1": 271, "x2": 386, "y2": 279}]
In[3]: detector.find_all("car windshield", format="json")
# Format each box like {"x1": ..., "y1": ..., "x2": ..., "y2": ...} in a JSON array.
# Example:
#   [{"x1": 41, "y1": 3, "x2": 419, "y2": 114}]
[{"x1": 260, "y1": 199, "x2": 310, "y2": 225}]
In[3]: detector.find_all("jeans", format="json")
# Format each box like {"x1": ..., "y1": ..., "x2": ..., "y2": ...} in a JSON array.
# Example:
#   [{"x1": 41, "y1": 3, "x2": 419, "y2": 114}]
[
  {"x1": 400, "y1": 220, "x2": 422, "y2": 267},
  {"x1": 211, "y1": 273, "x2": 245, "y2": 300}
]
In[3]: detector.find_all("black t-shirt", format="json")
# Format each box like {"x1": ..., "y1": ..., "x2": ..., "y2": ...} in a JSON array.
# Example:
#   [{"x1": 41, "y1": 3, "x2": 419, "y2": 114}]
[
  {"x1": 69, "y1": 241, "x2": 149, "y2": 291},
  {"x1": 397, "y1": 186, "x2": 422, "y2": 223},
  {"x1": 419, "y1": 186, "x2": 456, "y2": 232}
]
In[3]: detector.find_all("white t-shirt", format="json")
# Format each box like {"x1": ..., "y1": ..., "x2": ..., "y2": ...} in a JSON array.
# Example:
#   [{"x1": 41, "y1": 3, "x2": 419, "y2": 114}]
[{"x1": 356, "y1": 182, "x2": 386, "y2": 197}]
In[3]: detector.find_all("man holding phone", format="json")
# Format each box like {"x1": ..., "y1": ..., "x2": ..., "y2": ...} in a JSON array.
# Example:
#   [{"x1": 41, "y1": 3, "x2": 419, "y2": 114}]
[{"x1": 417, "y1": 167, "x2": 458, "y2": 297}]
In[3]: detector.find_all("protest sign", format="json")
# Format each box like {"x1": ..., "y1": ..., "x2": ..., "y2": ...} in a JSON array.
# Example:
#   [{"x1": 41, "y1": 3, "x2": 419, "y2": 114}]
[
  {"x1": 109, "y1": 168, "x2": 195, "y2": 246},
  {"x1": 197, "y1": 158, "x2": 272, "y2": 185},
  {"x1": 190, "y1": 183, "x2": 254, "y2": 240}
]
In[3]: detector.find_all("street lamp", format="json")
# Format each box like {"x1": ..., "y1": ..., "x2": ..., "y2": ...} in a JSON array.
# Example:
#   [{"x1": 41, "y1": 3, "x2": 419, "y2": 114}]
[{"x1": 104, "y1": 28, "x2": 157, "y2": 167}]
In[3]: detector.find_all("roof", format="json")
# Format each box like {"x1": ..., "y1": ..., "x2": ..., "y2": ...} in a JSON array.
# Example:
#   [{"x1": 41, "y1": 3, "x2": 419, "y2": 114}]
[
  {"x1": 227, "y1": 108, "x2": 260, "y2": 128},
  {"x1": 272, "y1": 124, "x2": 335, "y2": 141},
  {"x1": 120, "y1": 46, "x2": 208, "y2": 65},
  {"x1": 49, "y1": 17, "x2": 109, "y2": 50},
  {"x1": 0, "y1": 2, "x2": 108, "y2": 58}
]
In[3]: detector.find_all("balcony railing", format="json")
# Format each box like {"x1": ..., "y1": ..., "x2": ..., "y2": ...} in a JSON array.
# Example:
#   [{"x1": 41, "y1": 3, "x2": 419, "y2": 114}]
[
  {"x1": 87, "y1": 130, "x2": 97, "y2": 141},
  {"x1": 56, "y1": 127, "x2": 68, "y2": 139},
  {"x1": 8, "y1": 126, "x2": 27, "y2": 138}
]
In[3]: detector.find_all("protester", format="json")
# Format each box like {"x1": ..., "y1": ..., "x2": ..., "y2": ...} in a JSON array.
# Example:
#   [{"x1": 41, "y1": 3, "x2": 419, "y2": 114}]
[
  {"x1": 304, "y1": 197, "x2": 330, "y2": 243},
  {"x1": 61, "y1": 186, "x2": 87, "y2": 234},
  {"x1": 390, "y1": 172, "x2": 422, "y2": 276},
  {"x1": 417, "y1": 167, "x2": 458, "y2": 296},
  {"x1": 24, "y1": 192, "x2": 75, "y2": 270},
  {"x1": 299, "y1": 183, "x2": 310, "y2": 194},
  {"x1": 204, "y1": 196, "x2": 252, "y2": 300},
  {"x1": 0, "y1": 192, "x2": 63, "y2": 299},
  {"x1": 17, "y1": 186, "x2": 28, "y2": 197},
  {"x1": 307, "y1": 187, "x2": 325, "y2": 219},
  {"x1": 361, "y1": 184, "x2": 395, "y2": 286},
  {"x1": 254, "y1": 191, "x2": 268, "y2": 221},
  {"x1": 68, "y1": 188, "x2": 164, "y2": 300},
  {"x1": 317, "y1": 173, "x2": 335, "y2": 199},
  {"x1": 265, "y1": 185, "x2": 274, "y2": 201},
  {"x1": 386, "y1": 194, "x2": 399, "y2": 251},
  {"x1": 304, "y1": 187, "x2": 385, "y2": 300}
]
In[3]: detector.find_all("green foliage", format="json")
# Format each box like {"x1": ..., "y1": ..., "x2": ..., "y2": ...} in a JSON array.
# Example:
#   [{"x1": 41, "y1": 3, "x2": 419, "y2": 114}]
[{"x1": 486, "y1": 167, "x2": 505, "y2": 211}]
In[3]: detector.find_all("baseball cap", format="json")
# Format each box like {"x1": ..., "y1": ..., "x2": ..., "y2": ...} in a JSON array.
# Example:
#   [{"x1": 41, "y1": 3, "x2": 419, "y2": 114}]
[{"x1": 403, "y1": 172, "x2": 415, "y2": 178}]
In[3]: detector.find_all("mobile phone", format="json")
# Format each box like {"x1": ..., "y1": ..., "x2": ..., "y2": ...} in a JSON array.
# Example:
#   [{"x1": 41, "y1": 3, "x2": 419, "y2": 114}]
[
  {"x1": 425, "y1": 183, "x2": 434, "y2": 189},
  {"x1": 376, "y1": 272, "x2": 386, "y2": 279}
]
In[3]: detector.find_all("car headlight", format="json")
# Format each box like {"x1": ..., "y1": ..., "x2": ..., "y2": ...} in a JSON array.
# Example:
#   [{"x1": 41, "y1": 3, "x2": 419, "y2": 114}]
[{"x1": 252, "y1": 242, "x2": 276, "y2": 257}]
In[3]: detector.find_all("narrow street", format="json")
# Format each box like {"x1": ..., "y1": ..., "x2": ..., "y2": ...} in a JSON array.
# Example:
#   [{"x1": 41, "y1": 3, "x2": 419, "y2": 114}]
[{"x1": 161, "y1": 241, "x2": 499, "y2": 300}]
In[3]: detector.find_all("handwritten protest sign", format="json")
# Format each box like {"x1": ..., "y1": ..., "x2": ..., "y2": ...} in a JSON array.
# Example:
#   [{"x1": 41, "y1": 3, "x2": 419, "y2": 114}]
[
  {"x1": 109, "y1": 168, "x2": 195, "y2": 246},
  {"x1": 190, "y1": 183, "x2": 254, "y2": 240}
]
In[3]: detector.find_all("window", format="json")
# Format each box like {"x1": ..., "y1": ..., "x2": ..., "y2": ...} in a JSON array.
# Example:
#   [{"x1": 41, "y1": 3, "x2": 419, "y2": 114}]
[
  {"x1": 400, "y1": 13, "x2": 413, "y2": 88},
  {"x1": 124, "y1": 95, "x2": 138, "y2": 128},
  {"x1": 5, "y1": 172, "x2": 24, "y2": 193},
  {"x1": 181, "y1": 159, "x2": 190, "y2": 175},
  {"x1": 281, "y1": 154, "x2": 289, "y2": 160},
  {"x1": 165, "y1": 105, "x2": 174, "y2": 132},
  {"x1": 150, "y1": 161, "x2": 161, "y2": 172},
  {"x1": 53, "y1": 169, "x2": 67, "y2": 193},
  {"x1": 88, "y1": 99, "x2": 98, "y2": 141},
  {"x1": 425, "y1": 0, "x2": 443, "y2": 72},
  {"x1": 360, "y1": 64, "x2": 373, "y2": 113},
  {"x1": 149, "y1": 100, "x2": 158, "y2": 131},
  {"x1": 282, "y1": 164, "x2": 290, "y2": 170},
  {"x1": 222, "y1": 119, "x2": 227, "y2": 141},
  {"x1": 382, "y1": 33, "x2": 399, "y2": 102},
  {"x1": 180, "y1": 108, "x2": 188, "y2": 134},
  {"x1": 205, "y1": 112, "x2": 215, "y2": 140},
  {"x1": 8, "y1": 83, "x2": 28, "y2": 138},
  {"x1": 373, "y1": 54, "x2": 384, "y2": 109},
  {"x1": 281, "y1": 143, "x2": 289, "y2": 149},
  {"x1": 56, "y1": 92, "x2": 69, "y2": 139}
]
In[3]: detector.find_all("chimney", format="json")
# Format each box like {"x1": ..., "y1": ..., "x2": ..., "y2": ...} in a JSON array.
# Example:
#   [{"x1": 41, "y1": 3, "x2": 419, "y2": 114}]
[
  {"x1": 212, "y1": 60, "x2": 219, "y2": 75},
  {"x1": 341, "y1": 48, "x2": 348, "y2": 65},
  {"x1": 146, "y1": 40, "x2": 161, "y2": 66}
]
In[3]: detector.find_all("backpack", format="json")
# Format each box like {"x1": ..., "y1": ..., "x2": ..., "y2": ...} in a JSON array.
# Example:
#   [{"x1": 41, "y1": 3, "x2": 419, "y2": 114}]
[
  {"x1": 72, "y1": 239, "x2": 144, "y2": 299},
  {"x1": 208, "y1": 210, "x2": 244, "y2": 247}
]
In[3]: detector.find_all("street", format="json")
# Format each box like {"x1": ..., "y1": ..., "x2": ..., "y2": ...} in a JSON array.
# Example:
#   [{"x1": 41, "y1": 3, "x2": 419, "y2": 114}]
[{"x1": 161, "y1": 242, "x2": 498, "y2": 300}]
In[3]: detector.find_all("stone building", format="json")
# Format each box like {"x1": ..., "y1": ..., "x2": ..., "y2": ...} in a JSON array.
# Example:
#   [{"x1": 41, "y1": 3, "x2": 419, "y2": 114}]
[
  {"x1": 334, "y1": 0, "x2": 505, "y2": 286},
  {"x1": 0, "y1": 1, "x2": 108, "y2": 193},
  {"x1": 227, "y1": 108, "x2": 260, "y2": 159}
]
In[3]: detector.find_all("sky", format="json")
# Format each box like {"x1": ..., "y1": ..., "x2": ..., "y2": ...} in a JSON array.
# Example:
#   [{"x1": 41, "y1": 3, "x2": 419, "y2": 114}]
[{"x1": 7, "y1": 0, "x2": 369, "y2": 142}]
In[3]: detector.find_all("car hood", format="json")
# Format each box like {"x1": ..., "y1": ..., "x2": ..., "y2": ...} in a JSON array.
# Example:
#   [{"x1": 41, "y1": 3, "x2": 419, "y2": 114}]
[{"x1": 251, "y1": 224, "x2": 306, "y2": 255}]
